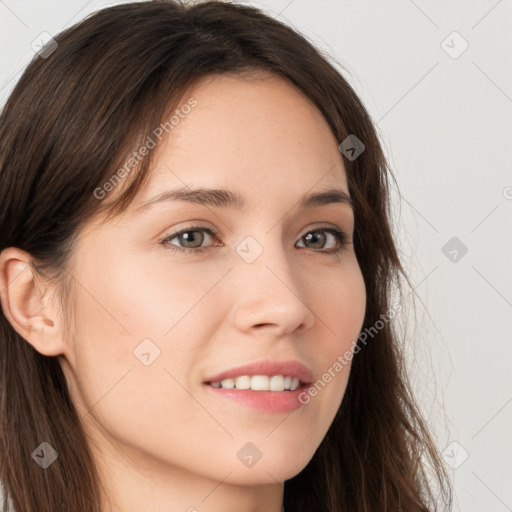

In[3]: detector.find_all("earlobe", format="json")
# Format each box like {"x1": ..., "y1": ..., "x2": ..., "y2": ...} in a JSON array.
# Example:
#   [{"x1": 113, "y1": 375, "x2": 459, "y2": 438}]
[{"x1": 0, "y1": 247, "x2": 64, "y2": 356}]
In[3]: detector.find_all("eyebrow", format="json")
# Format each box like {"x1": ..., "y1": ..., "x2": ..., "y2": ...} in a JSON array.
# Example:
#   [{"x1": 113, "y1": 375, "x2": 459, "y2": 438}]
[{"x1": 134, "y1": 186, "x2": 354, "y2": 213}]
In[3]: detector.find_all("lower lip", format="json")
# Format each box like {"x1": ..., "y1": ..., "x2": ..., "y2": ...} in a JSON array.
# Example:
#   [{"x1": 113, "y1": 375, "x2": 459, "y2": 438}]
[{"x1": 203, "y1": 383, "x2": 309, "y2": 413}]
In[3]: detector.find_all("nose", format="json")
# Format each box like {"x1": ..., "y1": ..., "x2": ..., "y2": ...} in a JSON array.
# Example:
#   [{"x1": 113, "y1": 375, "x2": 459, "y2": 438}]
[{"x1": 229, "y1": 237, "x2": 315, "y2": 337}]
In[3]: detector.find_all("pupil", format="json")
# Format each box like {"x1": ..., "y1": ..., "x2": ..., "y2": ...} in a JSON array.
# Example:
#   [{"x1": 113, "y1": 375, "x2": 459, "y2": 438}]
[
  {"x1": 305, "y1": 232, "x2": 325, "y2": 249},
  {"x1": 182, "y1": 231, "x2": 203, "y2": 248}
]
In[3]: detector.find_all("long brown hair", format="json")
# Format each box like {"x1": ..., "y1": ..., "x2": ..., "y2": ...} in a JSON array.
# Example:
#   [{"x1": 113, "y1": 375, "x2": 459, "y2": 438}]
[{"x1": 0, "y1": 1, "x2": 452, "y2": 511}]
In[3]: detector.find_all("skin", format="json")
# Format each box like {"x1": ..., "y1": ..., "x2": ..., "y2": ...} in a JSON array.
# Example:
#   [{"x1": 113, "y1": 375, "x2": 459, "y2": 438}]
[{"x1": 0, "y1": 73, "x2": 366, "y2": 512}]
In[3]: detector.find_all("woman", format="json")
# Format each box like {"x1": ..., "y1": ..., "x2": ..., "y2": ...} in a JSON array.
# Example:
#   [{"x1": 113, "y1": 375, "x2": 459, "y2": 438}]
[{"x1": 0, "y1": 1, "x2": 452, "y2": 511}]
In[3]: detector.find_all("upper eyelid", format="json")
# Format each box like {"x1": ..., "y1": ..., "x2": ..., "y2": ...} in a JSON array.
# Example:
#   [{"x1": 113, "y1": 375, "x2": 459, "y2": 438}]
[
  {"x1": 163, "y1": 225, "x2": 218, "y2": 240},
  {"x1": 163, "y1": 223, "x2": 347, "y2": 237}
]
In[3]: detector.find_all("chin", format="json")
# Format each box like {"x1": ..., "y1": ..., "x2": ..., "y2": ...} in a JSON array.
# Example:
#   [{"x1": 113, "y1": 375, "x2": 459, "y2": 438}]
[{"x1": 219, "y1": 450, "x2": 315, "y2": 486}]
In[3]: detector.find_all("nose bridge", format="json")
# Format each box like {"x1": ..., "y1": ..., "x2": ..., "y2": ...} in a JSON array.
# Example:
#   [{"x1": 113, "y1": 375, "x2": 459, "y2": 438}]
[{"x1": 229, "y1": 229, "x2": 314, "y2": 334}]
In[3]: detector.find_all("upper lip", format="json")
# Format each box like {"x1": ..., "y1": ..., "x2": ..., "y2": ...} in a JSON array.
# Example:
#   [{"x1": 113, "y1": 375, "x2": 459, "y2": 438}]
[{"x1": 203, "y1": 359, "x2": 313, "y2": 385}]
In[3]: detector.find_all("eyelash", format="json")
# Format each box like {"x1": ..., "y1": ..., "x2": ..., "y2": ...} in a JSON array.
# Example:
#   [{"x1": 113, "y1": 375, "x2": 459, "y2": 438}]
[{"x1": 158, "y1": 224, "x2": 349, "y2": 255}]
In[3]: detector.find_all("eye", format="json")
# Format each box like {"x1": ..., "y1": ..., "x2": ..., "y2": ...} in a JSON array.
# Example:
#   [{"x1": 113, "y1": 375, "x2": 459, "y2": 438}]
[
  {"x1": 159, "y1": 225, "x2": 219, "y2": 254},
  {"x1": 295, "y1": 227, "x2": 348, "y2": 253},
  {"x1": 158, "y1": 225, "x2": 349, "y2": 255}
]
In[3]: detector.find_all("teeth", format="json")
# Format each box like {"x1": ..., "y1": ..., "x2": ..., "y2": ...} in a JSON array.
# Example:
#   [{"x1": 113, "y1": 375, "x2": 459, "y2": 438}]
[{"x1": 210, "y1": 375, "x2": 300, "y2": 391}]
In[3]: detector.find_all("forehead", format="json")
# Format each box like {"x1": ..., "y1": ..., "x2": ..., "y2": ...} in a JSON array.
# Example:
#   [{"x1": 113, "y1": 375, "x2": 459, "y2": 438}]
[{"x1": 135, "y1": 72, "x2": 348, "y2": 201}]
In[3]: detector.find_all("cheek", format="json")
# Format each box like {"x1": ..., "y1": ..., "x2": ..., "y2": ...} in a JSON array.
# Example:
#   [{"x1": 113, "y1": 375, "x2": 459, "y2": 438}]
[
  {"x1": 312, "y1": 257, "x2": 366, "y2": 352},
  {"x1": 76, "y1": 250, "x2": 216, "y2": 343},
  {"x1": 62, "y1": 259, "x2": 224, "y2": 456},
  {"x1": 64, "y1": 255, "x2": 217, "y2": 411},
  {"x1": 299, "y1": 258, "x2": 366, "y2": 407}
]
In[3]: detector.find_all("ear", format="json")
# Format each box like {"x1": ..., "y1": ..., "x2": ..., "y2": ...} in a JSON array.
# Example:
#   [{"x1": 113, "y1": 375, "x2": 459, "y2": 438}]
[{"x1": 0, "y1": 247, "x2": 65, "y2": 356}]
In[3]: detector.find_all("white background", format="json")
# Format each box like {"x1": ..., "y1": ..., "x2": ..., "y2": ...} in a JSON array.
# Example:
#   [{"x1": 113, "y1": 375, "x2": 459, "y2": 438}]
[{"x1": 1, "y1": 1, "x2": 511, "y2": 511}]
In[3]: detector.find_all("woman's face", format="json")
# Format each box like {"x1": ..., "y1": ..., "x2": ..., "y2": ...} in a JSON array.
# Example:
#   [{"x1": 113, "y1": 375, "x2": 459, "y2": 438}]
[{"x1": 58, "y1": 73, "x2": 366, "y2": 507}]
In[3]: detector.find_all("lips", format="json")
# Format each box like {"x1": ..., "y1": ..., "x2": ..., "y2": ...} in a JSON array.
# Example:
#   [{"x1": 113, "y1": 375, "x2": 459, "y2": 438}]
[{"x1": 203, "y1": 359, "x2": 313, "y2": 385}]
